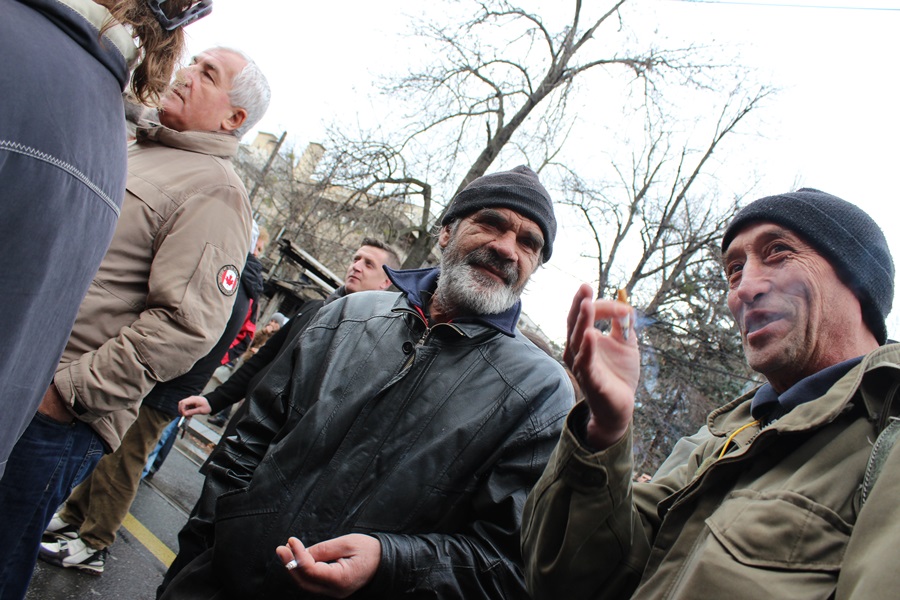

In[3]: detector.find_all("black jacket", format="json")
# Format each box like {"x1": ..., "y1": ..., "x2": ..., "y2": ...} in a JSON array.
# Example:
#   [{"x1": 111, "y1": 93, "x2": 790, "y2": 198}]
[
  {"x1": 203, "y1": 286, "x2": 344, "y2": 415},
  {"x1": 163, "y1": 268, "x2": 572, "y2": 599},
  {"x1": 196, "y1": 297, "x2": 328, "y2": 475}
]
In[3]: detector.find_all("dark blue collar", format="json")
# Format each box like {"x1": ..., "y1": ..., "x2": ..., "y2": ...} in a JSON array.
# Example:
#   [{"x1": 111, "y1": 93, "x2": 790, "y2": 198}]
[
  {"x1": 750, "y1": 356, "x2": 864, "y2": 423},
  {"x1": 385, "y1": 267, "x2": 522, "y2": 337}
]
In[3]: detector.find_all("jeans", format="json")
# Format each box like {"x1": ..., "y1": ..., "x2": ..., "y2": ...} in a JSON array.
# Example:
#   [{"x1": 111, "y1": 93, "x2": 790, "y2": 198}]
[
  {"x1": 0, "y1": 413, "x2": 104, "y2": 600},
  {"x1": 144, "y1": 418, "x2": 179, "y2": 478},
  {"x1": 60, "y1": 405, "x2": 170, "y2": 550}
]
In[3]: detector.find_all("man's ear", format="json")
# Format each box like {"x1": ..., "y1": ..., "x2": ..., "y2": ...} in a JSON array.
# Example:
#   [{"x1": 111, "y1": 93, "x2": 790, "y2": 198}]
[
  {"x1": 438, "y1": 224, "x2": 452, "y2": 249},
  {"x1": 221, "y1": 107, "x2": 248, "y2": 133},
  {"x1": 377, "y1": 277, "x2": 392, "y2": 291}
]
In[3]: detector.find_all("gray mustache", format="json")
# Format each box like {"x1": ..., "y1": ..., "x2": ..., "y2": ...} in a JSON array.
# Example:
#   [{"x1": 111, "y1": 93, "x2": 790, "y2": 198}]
[{"x1": 465, "y1": 247, "x2": 518, "y2": 286}]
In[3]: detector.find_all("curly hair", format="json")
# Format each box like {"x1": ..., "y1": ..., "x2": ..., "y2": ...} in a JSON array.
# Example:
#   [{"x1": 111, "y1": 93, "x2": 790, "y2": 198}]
[{"x1": 100, "y1": 0, "x2": 193, "y2": 104}]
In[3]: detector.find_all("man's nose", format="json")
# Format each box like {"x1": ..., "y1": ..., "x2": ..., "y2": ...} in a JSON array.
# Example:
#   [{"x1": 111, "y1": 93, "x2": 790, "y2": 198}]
[
  {"x1": 176, "y1": 67, "x2": 196, "y2": 86},
  {"x1": 734, "y1": 260, "x2": 770, "y2": 304},
  {"x1": 489, "y1": 231, "x2": 518, "y2": 261}
]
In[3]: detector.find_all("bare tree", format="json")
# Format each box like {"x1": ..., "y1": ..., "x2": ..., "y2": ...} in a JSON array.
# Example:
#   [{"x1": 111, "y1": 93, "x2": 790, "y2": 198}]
[
  {"x1": 233, "y1": 141, "x2": 416, "y2": 275},
  {"x1": 230, "y1": 1, "x2": 770, "y2": 472},
  {"x1": 565, "y1": 85, "x2": 773, "y2": 305},
  {"x1": 563, "y1": 85, "x2": 771, "y2": 473},
  {"x1": 324, "y1": 0, "x2": 722, "y2": 268}
]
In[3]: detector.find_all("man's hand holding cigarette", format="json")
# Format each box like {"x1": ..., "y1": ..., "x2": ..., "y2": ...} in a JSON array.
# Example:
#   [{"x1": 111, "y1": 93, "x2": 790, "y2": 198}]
[{"x1": 564, "y1": 284, "x2": 640, "y2": 450}]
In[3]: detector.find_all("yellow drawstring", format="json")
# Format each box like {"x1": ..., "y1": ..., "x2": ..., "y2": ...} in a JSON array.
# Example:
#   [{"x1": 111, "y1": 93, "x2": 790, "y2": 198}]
[{"x1": 717, "y1": 420, "x2": 760, "y2": 460}]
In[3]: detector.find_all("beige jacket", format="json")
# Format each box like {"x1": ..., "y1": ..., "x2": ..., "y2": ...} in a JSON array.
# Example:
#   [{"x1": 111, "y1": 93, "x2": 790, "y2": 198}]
[
  {"x1": 523, "y1": 344, "x2": 900, "y2": 600},
  {"x1": 54, "y1": 125, "x2": 252, "y2": 451}
]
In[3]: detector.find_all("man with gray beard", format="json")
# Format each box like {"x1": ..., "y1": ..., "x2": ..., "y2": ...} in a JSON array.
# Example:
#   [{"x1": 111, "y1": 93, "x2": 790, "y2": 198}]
[{"x1": 159, "y1": 166, "x2": 574, "y2": 600}]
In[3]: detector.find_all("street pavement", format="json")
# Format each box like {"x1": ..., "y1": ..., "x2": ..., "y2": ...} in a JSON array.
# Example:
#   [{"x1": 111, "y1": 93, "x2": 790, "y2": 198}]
[{"x1": 25, "y1": 418, "x2": 220, "y2": 600}]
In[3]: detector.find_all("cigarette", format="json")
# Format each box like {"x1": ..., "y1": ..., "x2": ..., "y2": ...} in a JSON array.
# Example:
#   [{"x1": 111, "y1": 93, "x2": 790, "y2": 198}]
[
  {"x1": 285, "y1": 559, "x2": 298, "y2": 571},
  {"x1": 177, "y1": 415, "x2": 189, "y2": 438},
  {"x1": 616, "y1": 289, "x2": 631, "y2": 341}
]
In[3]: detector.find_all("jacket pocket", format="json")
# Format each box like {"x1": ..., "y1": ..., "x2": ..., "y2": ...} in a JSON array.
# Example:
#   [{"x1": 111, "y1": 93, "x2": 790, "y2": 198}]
[
  {"x1": 707, "y1": 489, "x2": 850, "y2": 572},
  {"x1": 659, "y1": 489, "x2": 851, "y2": 600},
  {"x1": 215, "y1": 487, "x2": 279, "y2": 522},
  {"x1": 212, "y1": 487, "x2": 282, "y2": 587}
]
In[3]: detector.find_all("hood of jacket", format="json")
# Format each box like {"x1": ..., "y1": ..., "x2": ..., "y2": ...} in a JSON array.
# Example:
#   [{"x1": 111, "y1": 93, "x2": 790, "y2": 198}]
[{"x1": 21, "y1": 0, "x2": 138, "y2": 85}]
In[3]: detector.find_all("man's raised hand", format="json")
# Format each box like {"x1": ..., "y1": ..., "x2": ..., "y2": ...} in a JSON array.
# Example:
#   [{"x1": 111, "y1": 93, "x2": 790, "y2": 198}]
[{"x1": 564, "y1": 284, "x2": 641, "y2": 450}]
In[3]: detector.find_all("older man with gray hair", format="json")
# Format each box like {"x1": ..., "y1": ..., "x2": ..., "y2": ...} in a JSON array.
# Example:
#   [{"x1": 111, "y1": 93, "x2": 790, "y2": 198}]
[
  {"x1": 523, "y1": 189, "x2": 899, "y2": 600},
  {"x1": 0, "y1": 47, "x2": 270, "y2": 597},
  {"x1": 159, "y1": 165, "x2": 573, "y2": 599}
]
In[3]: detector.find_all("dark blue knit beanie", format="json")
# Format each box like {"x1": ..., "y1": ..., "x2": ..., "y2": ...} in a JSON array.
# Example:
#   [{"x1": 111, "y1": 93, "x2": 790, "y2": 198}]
[
  {"x1": 441, "y1": 165, "x2": 556, "y2": 262},
  {"x1": 722, "y1": 188, "x2": 894, "y2": 345}
]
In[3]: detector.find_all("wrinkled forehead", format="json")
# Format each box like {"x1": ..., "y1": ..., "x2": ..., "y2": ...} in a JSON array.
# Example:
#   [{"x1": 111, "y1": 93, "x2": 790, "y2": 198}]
[
  {"x1": 466, "y1": 207, "x2": 543, "y2": 238},
  {"x1": 724, "y1": 220, "x2": 790, "y2": 252},
  {"x1": 192, "y1": 49, "x2": 247, "y2": 80},
  {"x1": 722, "y1": 221, "x2": 829, "y2": 266}
]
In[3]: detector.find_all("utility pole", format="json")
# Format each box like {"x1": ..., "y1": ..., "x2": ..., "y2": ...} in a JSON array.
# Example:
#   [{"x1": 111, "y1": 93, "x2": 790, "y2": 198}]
[{"x1": 250, "y1": 130, "x2": 287, "y2": 215}]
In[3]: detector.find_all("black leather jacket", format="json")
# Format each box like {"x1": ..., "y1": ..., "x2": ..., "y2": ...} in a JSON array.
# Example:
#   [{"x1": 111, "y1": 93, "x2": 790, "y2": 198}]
[{"x1": 168, "y1": 267, "x2": 572, "y2": 599}]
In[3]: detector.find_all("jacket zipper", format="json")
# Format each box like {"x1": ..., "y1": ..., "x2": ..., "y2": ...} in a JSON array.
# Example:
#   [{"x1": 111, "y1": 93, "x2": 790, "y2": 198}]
[
  {"x1": 397, "y1": 308, "x2": 464, "y2": 372},
  {"x1": 400, "y1": 327, "x2": 430, "y2": 372}
]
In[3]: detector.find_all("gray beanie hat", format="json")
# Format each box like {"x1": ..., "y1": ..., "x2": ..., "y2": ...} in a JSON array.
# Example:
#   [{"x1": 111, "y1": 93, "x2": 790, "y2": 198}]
[
  {"x1": 441, "y1": 165, "x2": 556, "y2": 262},
  {"x1": 722, "y1": 188, "x2": 894, "y2": 345}
]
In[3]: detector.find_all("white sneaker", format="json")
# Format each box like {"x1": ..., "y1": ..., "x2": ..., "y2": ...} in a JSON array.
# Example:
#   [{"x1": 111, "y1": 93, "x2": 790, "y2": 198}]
[
  {"x1": 39, "y1": 536, "x2": 107, "y2": 575},
  {"x1": 42, "y1": 513, "x2": 79, "y2": 541}
]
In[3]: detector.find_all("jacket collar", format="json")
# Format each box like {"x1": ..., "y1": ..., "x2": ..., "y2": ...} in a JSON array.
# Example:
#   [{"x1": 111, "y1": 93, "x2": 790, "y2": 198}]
[
  {"x1": 325, "y1": 286, "x2": 349, "y2": 305},
  {"x1": 385, "y1": 267, "x2": 521, "y2": 337},
  {"x1": 136, "y1": 124, "x2": 240, "y2": 159},
  {"x1": 710, "y1": 343, "x2": 900, "y2": 436},
  {"x1": 749, "y1": 357, "x2": 864, "y2": 424}
]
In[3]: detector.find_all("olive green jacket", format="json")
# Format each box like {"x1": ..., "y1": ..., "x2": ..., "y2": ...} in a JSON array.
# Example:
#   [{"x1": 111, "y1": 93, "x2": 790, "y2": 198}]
[{"x1": 522, "y1": 344, "x2": 900, "y2": 600}]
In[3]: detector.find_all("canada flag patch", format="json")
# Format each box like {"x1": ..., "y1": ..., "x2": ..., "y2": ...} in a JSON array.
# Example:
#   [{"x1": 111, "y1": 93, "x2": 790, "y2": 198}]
[{"x1": 217, "y1": 265, "x2": 240, "y2": 296}]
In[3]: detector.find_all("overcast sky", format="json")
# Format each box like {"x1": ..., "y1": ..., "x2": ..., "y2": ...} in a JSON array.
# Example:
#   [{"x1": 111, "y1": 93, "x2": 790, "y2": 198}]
[{"x1": 182, "y1": 0, "x2": 900, "y2": 343}]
